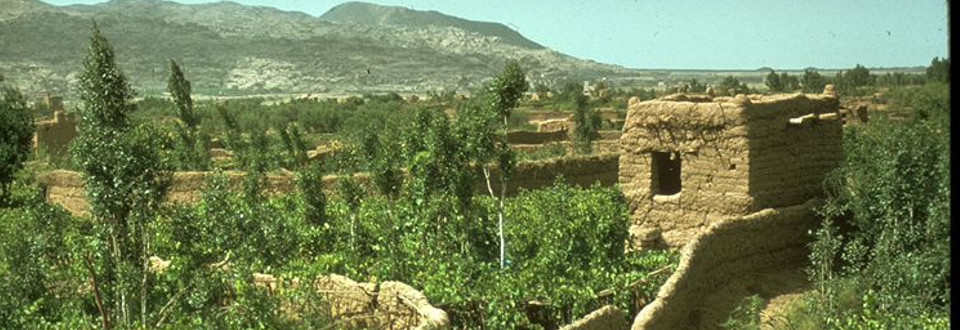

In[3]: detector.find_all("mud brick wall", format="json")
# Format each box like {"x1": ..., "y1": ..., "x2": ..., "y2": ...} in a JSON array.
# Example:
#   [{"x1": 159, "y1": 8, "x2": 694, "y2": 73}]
[
  {"x1": 44, "y1": 155, "x2": 619, "y2": 216},
  {"x1": 42, "y1": 170, "x2": 372, "y2": 216},
  {"x1": 507, "y1": 130, "x2": 569, "y2": 144},
  {"x1": 619, "y1": 93, "x2": 840, "y2": 248},
  {"x1": 33, "y1": 110, "x2": 77, "y2": 155},
  {"x1": 630, "y1": 199, "x2": 821, "y2": 330},
  {"x1": 560, "y1": 305, "x2": 628, "y2": 330},
  {"x1": 486, "y1": 153, "x2": 619, "y2": 196}
]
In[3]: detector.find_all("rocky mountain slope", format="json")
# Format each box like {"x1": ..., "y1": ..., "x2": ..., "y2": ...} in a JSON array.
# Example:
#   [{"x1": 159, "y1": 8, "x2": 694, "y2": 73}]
[{"x1": 0, "y1": 0, "x2": 633, "y2": 98}]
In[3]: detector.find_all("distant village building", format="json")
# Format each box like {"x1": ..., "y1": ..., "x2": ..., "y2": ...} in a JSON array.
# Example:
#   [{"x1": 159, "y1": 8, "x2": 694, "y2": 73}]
[{"x1": 33, "y1": 110, "x2": 77, "y2": 156}]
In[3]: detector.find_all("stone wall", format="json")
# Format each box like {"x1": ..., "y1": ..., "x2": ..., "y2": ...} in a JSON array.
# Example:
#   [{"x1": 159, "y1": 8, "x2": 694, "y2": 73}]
[
  {"x1": 630, "y1": 199, "x2": 821, "y2": 330},
  {"x1": 619, "y1": 93, "x2": 841, "y2": 248},
  {"x1": 43, "y1": 154, "x2": 620, "y2": 216},
  {"x1": 33, "y1": 110, "x2": 77, "y2": 156}
]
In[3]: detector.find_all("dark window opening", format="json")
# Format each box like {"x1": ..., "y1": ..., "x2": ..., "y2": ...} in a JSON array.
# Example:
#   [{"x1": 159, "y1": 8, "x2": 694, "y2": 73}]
[{"x1": 653, "y1": 152, "x2": 682, "y2": 195}]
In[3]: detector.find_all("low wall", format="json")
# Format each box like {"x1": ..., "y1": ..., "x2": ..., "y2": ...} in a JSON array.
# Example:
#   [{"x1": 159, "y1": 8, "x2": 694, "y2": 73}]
[
  {"x1": 560, "y1": 305, "x2": 628, "y2": 330},
  {"x1": 313, "y1": 274, "x2": 448, "y2": 329},
  {"x1": 487, "y1": 153, "x2": 619, "y2": 196},
  {"x1": 631, "y1": 199, "x2": 821, "y2": 330},
  {"x1": 43, "y1": 154, "x2": 620, "y2": 216},
  {"x1": 254, "y1": 273, "x2": 448, "y2": 329},
  {"x1": 507, "y1": 130, "x2": 569, "y2": 144},
  {"x1": 511, "y1": 140, "x2": 621, "y2": 156}
]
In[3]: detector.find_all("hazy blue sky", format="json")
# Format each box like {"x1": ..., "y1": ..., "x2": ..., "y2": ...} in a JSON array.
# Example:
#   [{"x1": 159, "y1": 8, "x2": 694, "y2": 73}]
[{"x1": 42, "y1": 0, "x2": 950, "y2": 70}]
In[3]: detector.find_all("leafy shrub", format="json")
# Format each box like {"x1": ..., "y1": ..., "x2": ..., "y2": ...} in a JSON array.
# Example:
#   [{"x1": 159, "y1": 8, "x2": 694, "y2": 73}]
[
  {"x1": 801, "y1": 84, "x2": 950, "y2": 328},
  {"x1": 0, "y1": 84, "x2": 34, "y2": 205}
]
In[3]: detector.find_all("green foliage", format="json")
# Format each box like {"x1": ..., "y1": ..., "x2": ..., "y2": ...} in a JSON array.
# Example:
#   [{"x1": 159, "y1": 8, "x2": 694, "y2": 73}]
[
  {"x1": 802, "y1": 84, "x2": 950, "y2": 328},
  {"x1": 534, "y1": 82, "x2": 550, "y2": 98},
  {"x1": 0, "y1": 83, "x2": 34, "y2": 205},
  {"x1": 572, "y1": 93, "x2": 601, "y2": 154},
  {"x1": 167, "y1": 60, "x2": 210, "y2": 171},
  {"x1": 837, "y1": 64, "x2": 875, "y2": 95},
  {"x1": 801, "y1": 70, "x2": 826, "y2": 93},
  {"x1": 297, "y1": 161, "x2": 327, "y2": 226},
  {"x1": 687, "y1": 78, "x2": 706, "y2": 93},
  {"x1": 558, "y1": 81, "x2": 584, "y2": 103},
  {"x1": 721, "y1": 294, "x2": 764, "y2": 330},
  {"x1": 487, "y1": 59, "x2": 529, "y2": 120},
  {"x1": 765, "y1": 70, "x2": 782, "y2": 92},
  {"x1": 0, "y1": 186, "x2": 81, "y2": 327},
  {"x1": 718, "y1": 76, "x2": 749, "y2": 95},
  {"x1": 925, "y1": 56, "x2": 950, "y2": 83},
  {"x1": 72, "y1": 22, "x2": 178, "y2": 328}
]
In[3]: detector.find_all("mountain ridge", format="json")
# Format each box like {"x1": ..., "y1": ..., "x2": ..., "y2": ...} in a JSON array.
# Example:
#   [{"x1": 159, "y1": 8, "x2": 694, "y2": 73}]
[
  {"x1": 321, "y1": 1, "x2": 545, "y2": 50},
  {"x1": 0, "y1": 0, "x2": 632, "y2": 98}
]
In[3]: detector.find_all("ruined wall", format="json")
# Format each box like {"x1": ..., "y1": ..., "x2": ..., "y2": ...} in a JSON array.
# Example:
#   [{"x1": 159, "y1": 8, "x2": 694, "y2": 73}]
[
  {"x1": 631, "y1": 199, "x2": 821, "y2": 330},
  {"x1": 619, "y1": 93, "x2": 840, "y2": 248},
  {"x1": 253, "y1": 273, "x2": 449, "y2": 329},
  {"x1": 42, "y1": 170, "x2": 372, "y2": 216},
  {"x1": 44, "y1": 154, "x2": 620, "y2": 216},
  {"x1": 560, "y1": 305, "x2": 628, "y2": 330},
  {"x1": 486, "y1": 153, "x2": 619, "y2": 195},
  {"x1": 33, "y1": 110, "x2": 77, "y2": 155},
  {"x1": 311, "y1": 274, "x2": 449, "y2": 329},
  {"x1": 507, "y1": 130, "x2": 569, "y2": 144}
]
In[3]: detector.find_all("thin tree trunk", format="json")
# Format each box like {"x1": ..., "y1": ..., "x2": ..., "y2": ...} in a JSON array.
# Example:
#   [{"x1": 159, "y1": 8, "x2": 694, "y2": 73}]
[
  {"x1": 498, "y1": 115, "x2": 509, "y2": 269},
  {"x1": 141, "y1": 222, "x2": 149, "y2": 327},
  {"x1": 84, "y1": 253, "x2": 111, "y2": 330}
]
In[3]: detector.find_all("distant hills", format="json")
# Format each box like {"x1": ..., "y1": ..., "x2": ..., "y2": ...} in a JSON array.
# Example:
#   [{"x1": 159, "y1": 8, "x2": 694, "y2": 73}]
[
  {"x1": 0, "y1": 0, "x2": 631, "y2": 98},
  {"x1": 320, "y1": 2, "x2": 545, "y2": 50}
]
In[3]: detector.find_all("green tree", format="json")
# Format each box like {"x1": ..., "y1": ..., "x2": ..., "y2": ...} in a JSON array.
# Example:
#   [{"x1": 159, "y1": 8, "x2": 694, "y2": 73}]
[
  {"x1": 167, "y1": 60, "x2": 209, "y2": 170},
  {"x1": 534, "y1": 82, "x2": 550, "y2": 98},
  {"x1": 807, "y1": 84, "x2": 950, "y2": 327},
  {"x1": 926, "y1": 56, "x2": 950, "y2": 83},
  {"x1": 0, "y1": 84, "x2": 34, "y2": 205},
  {"x1": 719, "y1": 76, "x2": 749, "y2": 95},
  {"x1": 765, "y1": 70, "x2": 783, "y2": 92},
  {"x1": 297, "y1": 161, "x2": 327, "y2": 226},
  {"x1": 688, "y1": 78, "x2": 706, "y2": 93},
  {"x1": 801, "y1": 70, "x2": 826, "y2": 93},
  {"x1": 844, "y1": 64, "x2": 874, "y2": 89},
  {"x1": 572, "y1": 93, "x2": 601, "y2": 154},
  {"x1": 559, "y1": 81, "x2": 583, "y2": 103},
  {"x1": 485, "y1": 60, "x2": 528, "y2": 269},
  {"x1": 73, "y1": 22, "x2": 173, "y2": 328},
  {"x1": 780, "y1": 72, "x2": 800, "y2": 91}
]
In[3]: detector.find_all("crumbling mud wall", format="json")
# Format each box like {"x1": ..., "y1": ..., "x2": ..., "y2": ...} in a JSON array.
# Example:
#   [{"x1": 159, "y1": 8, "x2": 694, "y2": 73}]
[
  {"x1": 41, "y1": 170, "x2": 372, "y2": 216},
  {"x1": 312, "y1": 274, "x2": 449, "y2": 329},
  {"x1": 619, "y1": 93, "x2": 840, "y2": 248},
  {"x1": 507, "y1": 130, "x2": 569, "y2": 144},
  {"x1": 33, "y1": 110, "x2": 77, "y2": 155},
  {"x1": 560, "y1": 305, "x2": 628, "y2": 330},
  {"x1": 631, "y1": 199, "x2": 821, "y2": 330},
  {"x1": 43, "y1": 154, "x2": 620, "y2": 216},
  {"x1": 252, "y1": 273, "x2": 449, "y2": 329},
  {"x1": 486, "y1": 153, "x2": 619, "y2": 195}
]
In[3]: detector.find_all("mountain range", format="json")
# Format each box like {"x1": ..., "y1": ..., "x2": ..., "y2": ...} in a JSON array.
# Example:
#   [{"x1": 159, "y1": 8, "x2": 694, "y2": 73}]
[{"x1": 0, "y1": 0, "x2": 634, "y2": 98}]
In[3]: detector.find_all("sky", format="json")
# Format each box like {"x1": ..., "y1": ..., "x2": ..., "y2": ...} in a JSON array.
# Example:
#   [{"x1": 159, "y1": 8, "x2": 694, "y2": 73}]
[{"x1": 41, "y1": 0, "x2": 951, "y2": 70}]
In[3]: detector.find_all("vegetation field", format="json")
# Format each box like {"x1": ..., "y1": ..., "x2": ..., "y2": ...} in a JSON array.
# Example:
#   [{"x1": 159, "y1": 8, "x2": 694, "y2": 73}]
[{"x1": 0, "y1": 14, "x2": 950, "y2": 330}]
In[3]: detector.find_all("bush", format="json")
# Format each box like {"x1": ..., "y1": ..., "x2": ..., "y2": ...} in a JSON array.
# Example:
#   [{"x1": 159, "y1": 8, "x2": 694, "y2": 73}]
[
  {"x1": 801, "y1": 84, "x2": 950, "y2": 328},
  {"x1": 0, "y1": 84, "x2": 34, "y2": 205}
]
